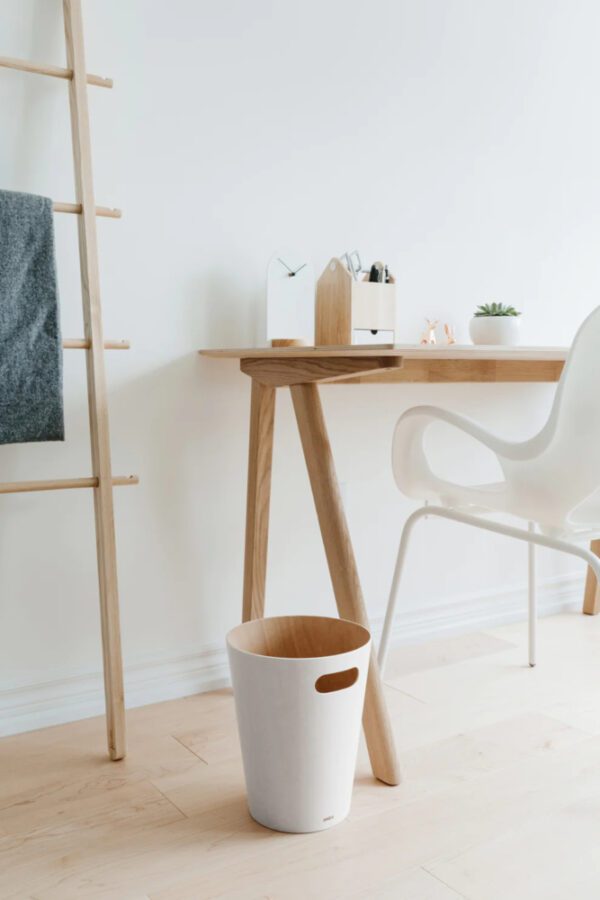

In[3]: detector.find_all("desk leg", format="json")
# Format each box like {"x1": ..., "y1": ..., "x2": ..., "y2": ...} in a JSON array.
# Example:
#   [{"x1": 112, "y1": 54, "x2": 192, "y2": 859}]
[
  {"x1": 242, "y1": 379, "x2": 276, "y2": 622},
  {"x1": 290, "y1": 382, "x2": 401, "y2": 786},
  {"x1": 583, "y1": 540, "x2": 600, "y2": 615}
]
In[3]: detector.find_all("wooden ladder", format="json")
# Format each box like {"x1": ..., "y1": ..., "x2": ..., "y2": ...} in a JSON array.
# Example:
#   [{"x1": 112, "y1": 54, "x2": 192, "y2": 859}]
[{"x1": 0, "y1": 0, "x2": 137, "y2": 760}]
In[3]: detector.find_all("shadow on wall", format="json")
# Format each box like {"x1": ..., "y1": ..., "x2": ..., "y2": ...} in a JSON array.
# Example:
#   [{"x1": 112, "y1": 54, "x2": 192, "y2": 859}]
[
  {"x1": 10, "y1": 0, "x2": 67, "y2": 192},
  {"x1": 109, "y1": 352, "x2": 249, "y2": 586},
  {"x1": 0, "y1": 347, "x2": 251, "y2": 680},
  {"x1": 187, "y1": 267, "x2": 264, "y2": 350}
]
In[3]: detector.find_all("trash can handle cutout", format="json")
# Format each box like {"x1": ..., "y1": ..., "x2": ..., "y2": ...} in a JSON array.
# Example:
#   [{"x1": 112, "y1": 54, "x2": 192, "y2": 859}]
[{"x1": 315, "y1": 667, "x2": 359, "y2": 694}]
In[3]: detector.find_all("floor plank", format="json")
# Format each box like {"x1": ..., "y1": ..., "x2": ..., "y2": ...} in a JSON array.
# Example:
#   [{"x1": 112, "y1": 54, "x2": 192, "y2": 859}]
[
  {"x1": 1, "y1": 614, "x2": 599, "y2": 898},
  {"x1": 350, "y1": 868, "x2": 465, "y2": 899},
  {"x1": 428, "y1": 773, "x2": 600, "y2": 899}
]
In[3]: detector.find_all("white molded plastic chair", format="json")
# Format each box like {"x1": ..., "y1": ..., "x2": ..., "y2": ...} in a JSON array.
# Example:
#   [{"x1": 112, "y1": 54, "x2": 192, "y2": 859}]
[{"x1": 378, "y1": 306, "x2": 600, "y2": 672}]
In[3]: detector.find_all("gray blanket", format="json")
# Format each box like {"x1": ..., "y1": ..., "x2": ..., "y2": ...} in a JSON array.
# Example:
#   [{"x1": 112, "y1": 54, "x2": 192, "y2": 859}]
[{"x1": 0, "y1": 190, "x2": 64, "y2": 444}]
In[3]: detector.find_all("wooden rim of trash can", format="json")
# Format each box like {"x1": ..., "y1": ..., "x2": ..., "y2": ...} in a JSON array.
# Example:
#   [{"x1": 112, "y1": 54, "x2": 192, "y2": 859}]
[{"x1": 227, "y1": 615, "x2": 370, "y2": 660}]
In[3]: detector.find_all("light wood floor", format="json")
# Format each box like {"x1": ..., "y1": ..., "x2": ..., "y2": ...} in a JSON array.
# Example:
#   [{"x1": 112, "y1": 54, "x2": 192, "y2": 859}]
[{"x1": 3, "y1": 612, "x2": 600, "y2": 899}]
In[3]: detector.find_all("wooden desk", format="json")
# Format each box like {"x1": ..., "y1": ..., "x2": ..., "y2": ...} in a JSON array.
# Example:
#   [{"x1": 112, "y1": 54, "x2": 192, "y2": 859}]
[{"x1": 201, "y1": 344, "x2": 594, "y2": 787}]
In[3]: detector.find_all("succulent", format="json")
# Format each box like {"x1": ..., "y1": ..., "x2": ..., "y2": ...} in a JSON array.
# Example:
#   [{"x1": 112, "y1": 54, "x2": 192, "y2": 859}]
[{"x1": 474, "y1": 302, "x2": 521, "y2": 317}]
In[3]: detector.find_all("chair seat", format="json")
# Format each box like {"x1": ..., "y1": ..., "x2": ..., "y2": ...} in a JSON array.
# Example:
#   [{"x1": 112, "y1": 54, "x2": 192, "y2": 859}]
[
  {"x1": 435, "y1": 480, "x2": 507, "y2": 512},
  {"x1": 423, "y1": 477, "x2": 600, "y2": 541}
]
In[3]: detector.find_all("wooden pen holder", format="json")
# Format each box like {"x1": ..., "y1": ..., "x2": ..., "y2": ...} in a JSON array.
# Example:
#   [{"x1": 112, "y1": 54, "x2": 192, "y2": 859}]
[{"x1": 315, "y1": 258, "x2": 396, "y2": 346}]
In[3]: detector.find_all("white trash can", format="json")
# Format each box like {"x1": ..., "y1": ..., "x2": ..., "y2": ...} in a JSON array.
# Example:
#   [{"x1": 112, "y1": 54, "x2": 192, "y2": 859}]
[{"x1": 227, "y1": 614, "x2": 371, "y2": 833}]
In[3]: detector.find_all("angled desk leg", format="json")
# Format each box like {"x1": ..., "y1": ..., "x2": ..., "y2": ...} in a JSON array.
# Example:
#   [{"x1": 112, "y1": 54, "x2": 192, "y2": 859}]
[
  {"x1": 583, "y1": 540, "x2": 600, "y2": 615},
  {"x1": 290, "y1": 382, "x2": 401, "y2": 786},
  {"x1": 242, "y1": 379, "x2": 276, "y2": 622}
]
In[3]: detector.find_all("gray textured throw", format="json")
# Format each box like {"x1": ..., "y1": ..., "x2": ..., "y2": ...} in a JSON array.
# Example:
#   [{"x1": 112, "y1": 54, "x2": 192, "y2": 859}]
[{"x1": 0, "y1": 190, "x2": 64, "y2": 444}]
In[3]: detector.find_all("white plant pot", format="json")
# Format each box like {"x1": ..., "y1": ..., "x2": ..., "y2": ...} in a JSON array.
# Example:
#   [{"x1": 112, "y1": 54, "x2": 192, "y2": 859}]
[{"x1": 469, "y1": 315, "x2": 521, "y2": 346}]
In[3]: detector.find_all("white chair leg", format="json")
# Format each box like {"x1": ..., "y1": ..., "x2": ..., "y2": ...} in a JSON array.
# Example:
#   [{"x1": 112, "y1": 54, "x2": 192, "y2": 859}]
[
  {"x1": 378, "y1": 507, "x2": 427, "y2": 674},
  {"x1": 528, "y1": 521, "x2": 536, "y2": 667},
  {"x1": 379, "y1": 504, "x2": 600, "y2": 677}
]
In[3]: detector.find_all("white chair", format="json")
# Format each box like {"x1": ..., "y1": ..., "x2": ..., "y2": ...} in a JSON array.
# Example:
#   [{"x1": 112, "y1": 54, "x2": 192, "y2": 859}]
[{"x1": 378, "y1": 305, "x2": 600, "y2": 673}]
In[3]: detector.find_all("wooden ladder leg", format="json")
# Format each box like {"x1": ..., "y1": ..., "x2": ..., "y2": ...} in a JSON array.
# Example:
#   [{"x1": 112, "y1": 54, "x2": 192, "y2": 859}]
[
  {"x1": 63, "y1": 0, "x2": 125, "y2": 760},
  {"x1": 583, "y1": 539, "x2": 600, "y2": 615},
  {"x1": 242, "y1": 380, "x2": 276, "y2": 622},
  {"x1": 290, "y1": 382, "x2": 401, "y2": 786}
]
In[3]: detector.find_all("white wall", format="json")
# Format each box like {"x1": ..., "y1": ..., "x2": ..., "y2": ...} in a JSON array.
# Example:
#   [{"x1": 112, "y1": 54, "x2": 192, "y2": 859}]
[{"x1": 2, "y1": 0, "x2": 599, "y2": 734}]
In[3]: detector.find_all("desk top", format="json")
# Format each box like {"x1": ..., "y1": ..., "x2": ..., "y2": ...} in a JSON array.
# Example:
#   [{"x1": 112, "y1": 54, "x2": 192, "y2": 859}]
[{"x1": 200, "y1": 344, "x2": 569, "y2": 361}]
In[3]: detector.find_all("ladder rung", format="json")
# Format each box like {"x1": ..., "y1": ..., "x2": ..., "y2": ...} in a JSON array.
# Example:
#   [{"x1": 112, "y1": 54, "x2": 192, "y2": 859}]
[
  {"x1": 0, "y1": 475, "x2": 139, "y2": 495},
  {"x1": 63, "y1": 339, "x2": 130, "y2": 350},
  {"x1": 0, "y1": 55, "x2": 112, "y2": 88},
  {"x1": 53, "y1": 202, "x2": 121, "y2": 218}
]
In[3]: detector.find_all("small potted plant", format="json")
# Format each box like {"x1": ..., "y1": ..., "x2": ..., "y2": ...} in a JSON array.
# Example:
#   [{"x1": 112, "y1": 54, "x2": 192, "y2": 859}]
[{"x1": 469, "y1": 302, "x2": 522, "y2": 346}]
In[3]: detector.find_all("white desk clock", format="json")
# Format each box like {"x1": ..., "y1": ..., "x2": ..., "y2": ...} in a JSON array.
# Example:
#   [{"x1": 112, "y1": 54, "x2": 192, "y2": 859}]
[{"x1": 266, "y1": 248, "x2": 315, "y2": 346}]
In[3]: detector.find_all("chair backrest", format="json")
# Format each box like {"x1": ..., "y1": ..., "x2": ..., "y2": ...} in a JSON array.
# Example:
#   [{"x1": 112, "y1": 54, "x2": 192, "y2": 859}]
[{"x1": 509, "y1": 305, "x2": 600, "y2": 525}]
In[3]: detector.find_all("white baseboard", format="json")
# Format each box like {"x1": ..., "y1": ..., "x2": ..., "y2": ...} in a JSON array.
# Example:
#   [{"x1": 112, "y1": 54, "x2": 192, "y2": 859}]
[
  {"x1": 0, "y1": 572, "x2": 584, "y2": 739},
  {"x1": 370, "y1": 570, "x2": 583, "y2": 646},
  {"x1": 0, "y1": 644, "x2": 230, "y2": 739}
]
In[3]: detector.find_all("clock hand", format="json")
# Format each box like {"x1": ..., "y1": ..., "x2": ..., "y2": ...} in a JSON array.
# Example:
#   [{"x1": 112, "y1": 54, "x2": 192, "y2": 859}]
[
  {"x1": 277, "y1": 257, "x2": 294, "y2": 275},
  {"x1": 291, "y1": 263, "x2": 307, "y2": 277}
]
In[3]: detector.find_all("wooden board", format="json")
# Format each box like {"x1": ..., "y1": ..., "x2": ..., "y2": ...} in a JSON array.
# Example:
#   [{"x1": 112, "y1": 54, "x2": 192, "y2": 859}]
[
  {"x1": 290, "y1": 382, "x2": 401, "y2": 786},
  {"x1": 0, "y1": 621, "x2": 597, "y2": 898},
  {"x1": 240, "y1": 356, "x2": 404, "y2": 386},
  {"x1": 204, "y1": 346, "x2": 566, "y2": 384},
  {"x1": 242, "y1": 381, "x2": 275, "y2": 623},
  {"x1": 64, "y1": 0, "x2": 125, "y2": 760},
  {"x1": 201, "y1": 344, "x2": 568, "y2": 362},
  {"x1": 336, "y1": 358, "x2": 564, "y2": 384}
]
